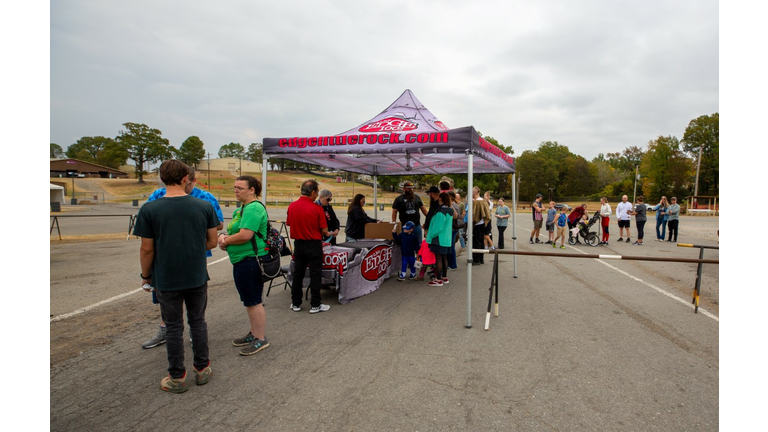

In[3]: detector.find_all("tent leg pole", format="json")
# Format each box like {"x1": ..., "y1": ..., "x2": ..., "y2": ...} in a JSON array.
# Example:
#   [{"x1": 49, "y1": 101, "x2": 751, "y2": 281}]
[
  {"x1": 373, "y1": 175, "x2": 378, "y2": 220},
  {"x1": 262, "y1": 157, "x2": 269, "y2": 203},
  {"x1": 466, "y1": 153, "x2": 474, "y2": 329},
  {"x1": 512, "y1": 173, "x2": 517, "y2": 278}
]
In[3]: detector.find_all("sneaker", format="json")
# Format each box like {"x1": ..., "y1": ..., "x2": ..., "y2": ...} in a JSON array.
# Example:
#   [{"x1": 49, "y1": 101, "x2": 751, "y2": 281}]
[
  {"x1": 397, "y1": 274, "x2": 405, "y2": 281},
  {"x1": 490, "y1": 246, "x2": 496, "y2": 250},
  {"x1": 448, "y1": 267, "x2": 457, "y2": 271},
  {"x1": 618, "y1": 238, "x2": 623, "y2": 242},
  {"x1": 560, "y1": 245, "x2": 566, "y2": 249},
  {"x1": 427, "y1": 279, "x2": 443, "y2": 287},
  {"x1": 442, "y1": 277, "x2": 449, "y2": 284},
  {"x1": 529, "y1": 239, "x2": 534, "y2": 244},
  {"x1": 142, "y1": 326, "x2": 167, "y2": 349},
  {"x1": 309, "y1": 304, "x2": 330, "y2": 314},
  {"x1": 552, "y1": 242, "x2": 556, "y2": 248},
  {"x1": 239, "y1": 337, "x2": 270, "y2": 356},
  {"x1": 160, "y1": 372, "x2": 188, "y2": 394},
  {"x1": 193, "y1": 362, "x2": 212, "y2": 385},
  {"x1": 409, "y1": 273, "x2": 417, "y2": 280},
  {"x1": 535, "y1": 239, "x2": 542, "y2": 244},
  {"x1": 632, "y1": 241, "x2": 642, "y2": 245},
  {"x1": 232, "y1": 331, "x2": 255, "y2": 347},
  {"x1": 290, "y1": 303, "x2": 301, "y2": 312},
  {"x1": 626, "y1": 238, "x2": 631, "y2": 243}
]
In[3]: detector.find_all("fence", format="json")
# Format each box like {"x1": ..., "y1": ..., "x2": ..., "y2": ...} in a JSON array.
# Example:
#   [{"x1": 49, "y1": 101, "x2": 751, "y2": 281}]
[{"x1": 477, "y1": 245, "x2": 719, "y2": 330}]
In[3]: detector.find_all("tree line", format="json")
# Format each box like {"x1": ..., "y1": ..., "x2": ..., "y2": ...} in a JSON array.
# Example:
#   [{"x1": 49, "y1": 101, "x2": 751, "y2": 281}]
[{"x1": 52, "y1": 113, "x2": 718, "y2": 199}]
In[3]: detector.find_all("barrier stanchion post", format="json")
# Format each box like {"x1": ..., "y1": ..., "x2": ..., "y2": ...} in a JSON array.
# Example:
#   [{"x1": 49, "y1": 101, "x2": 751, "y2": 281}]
[
  {"x1": 693, "y1": 247, "x2": 704, "y2": 313},
  {"x1": 50, "y1": 216, "x2": 61, "y2": 240},
  {"x1": 485, "y1": 251, "x2": 499, "y2": 331},
  {"x1": 127, "y1": 215, "x2": 136, "y2": 241}
]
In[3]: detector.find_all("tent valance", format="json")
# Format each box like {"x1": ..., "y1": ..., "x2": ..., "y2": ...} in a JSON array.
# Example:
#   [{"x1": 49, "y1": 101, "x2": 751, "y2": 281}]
[{"x1": 263, "y1": 90, "x2": 514, "y2": 175}]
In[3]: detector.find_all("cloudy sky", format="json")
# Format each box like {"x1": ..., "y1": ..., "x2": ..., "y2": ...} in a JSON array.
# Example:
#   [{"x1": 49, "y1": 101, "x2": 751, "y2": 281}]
[{"x1": 49, "y1": 0, "x2": 718, "y2": 160}]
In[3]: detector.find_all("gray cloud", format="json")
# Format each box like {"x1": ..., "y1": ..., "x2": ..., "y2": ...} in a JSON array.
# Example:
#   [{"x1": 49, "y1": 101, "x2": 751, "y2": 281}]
[{"x1": 51, "y1": 0, "x2": 718, "y2": 161}]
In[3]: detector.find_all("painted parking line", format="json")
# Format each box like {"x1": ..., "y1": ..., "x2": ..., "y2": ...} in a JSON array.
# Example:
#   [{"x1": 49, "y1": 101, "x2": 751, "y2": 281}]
[
  {"x1": 566, "y1": 245, "x2": 719, "y2": 322},
  {"x1": 50, "y1": 256, "x2": 231, "y2": 323}
]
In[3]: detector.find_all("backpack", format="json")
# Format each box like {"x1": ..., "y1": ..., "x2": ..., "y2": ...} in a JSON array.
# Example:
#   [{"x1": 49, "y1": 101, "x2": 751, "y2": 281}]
[{"x1": 252, "y1": 201, "x2": 285, "y2": 255}]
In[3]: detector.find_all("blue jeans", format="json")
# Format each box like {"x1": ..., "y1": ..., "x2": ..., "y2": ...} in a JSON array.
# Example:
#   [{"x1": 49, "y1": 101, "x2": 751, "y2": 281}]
[
  {"x1": 448, "y1": 230, "x2": 458, "y2": 269},
  {"x1": 401, "y1": 256, "x2": 416, "y2": 276},
  {"x1": 156, "y1": 283, "x2": 209, "y2": 379},
  {"x1": 458, "y1": 228, "x2": 466, "y2": 248},
  {"x1": 655, "y1": 218, "x2": 667, "y2": 240}
]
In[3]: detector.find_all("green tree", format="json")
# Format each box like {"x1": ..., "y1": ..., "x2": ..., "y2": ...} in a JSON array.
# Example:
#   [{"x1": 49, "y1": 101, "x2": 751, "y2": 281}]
[
  {"x1": 116, "y1": 122, "x2": 173, "y2": 183},
  {"x1": 682, "y1": 113, "x2": 719, "y2": 196},
  {"x1": 177, "y1": 136, "x2": 206, "y2": 167},
  {"x1": 51, "y1": 143, "x2": 64, "y2": 158},
  {"x1": 640, "y1": 136, "x2": 693, "y2": 201},
  {"x1": 218, "y1": 142, "x2": 245, "y2": 158},
  {"x1": 245, "y1": 143, "x2": 263, "y2": 164},
  {"x1": 65, "y1": 136, "x2": 127, "y2": 168}
]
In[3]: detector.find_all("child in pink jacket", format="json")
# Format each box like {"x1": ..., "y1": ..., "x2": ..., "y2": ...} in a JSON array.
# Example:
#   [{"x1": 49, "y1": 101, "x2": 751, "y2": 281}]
[{"x1": 415, "y1": 239, "x2": 436, "y2": 280}]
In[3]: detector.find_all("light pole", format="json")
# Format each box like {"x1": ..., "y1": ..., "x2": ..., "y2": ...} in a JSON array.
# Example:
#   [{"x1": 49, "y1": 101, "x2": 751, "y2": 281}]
[{"x1": 207, "y1": 153, "x2": 211, "y2": 189}]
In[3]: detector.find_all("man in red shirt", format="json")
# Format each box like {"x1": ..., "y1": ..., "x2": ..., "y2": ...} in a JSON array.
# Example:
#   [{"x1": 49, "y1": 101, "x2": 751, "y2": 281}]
[{"x1": 286, "y1": 180, "x2": 330, "y2": 314}]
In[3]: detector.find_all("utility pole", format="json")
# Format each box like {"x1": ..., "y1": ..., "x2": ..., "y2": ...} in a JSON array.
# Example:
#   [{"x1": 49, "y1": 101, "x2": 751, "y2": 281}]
[
  {"x1": 632, "y1": 166, "x2": 639, "y2": 203},
  {"x1": 693, "y1": 145, "x2": 703, "y2": 206}
]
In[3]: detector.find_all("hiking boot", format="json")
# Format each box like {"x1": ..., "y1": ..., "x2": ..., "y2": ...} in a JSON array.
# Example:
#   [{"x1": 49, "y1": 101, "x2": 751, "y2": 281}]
[
  {"x1": 160, "y1": 372, "x2": 188, "y2": 394},
  {"x1": 142, "y1": 326, "x2": 167, "y2": 349},
  {"x1": 239, "y1": 337, "x2": 270, "y2": 356},
  {"x1": 232, "y1": 331, "x2": 255, "y2": 347},
  {"x1": 193, "y1": 362, "x2": 212, "y2": 386},
  {"x1": 309, "y1": 304, "x2": 330, "y2": 314},
  {"x1": 290, "y1": 303, "x2": 301, "y2": 312}
]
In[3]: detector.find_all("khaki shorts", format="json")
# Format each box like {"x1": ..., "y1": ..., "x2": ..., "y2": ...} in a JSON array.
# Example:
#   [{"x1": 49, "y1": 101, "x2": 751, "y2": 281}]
[{"x1": 557, "y1": 226, "x2": 567, "y2": 237}]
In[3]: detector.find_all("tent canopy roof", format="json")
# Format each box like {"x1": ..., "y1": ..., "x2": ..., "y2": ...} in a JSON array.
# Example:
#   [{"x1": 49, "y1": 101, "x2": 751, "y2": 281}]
[{"x1": 263, "y1": 90, "x2": 514, "y2": 176}]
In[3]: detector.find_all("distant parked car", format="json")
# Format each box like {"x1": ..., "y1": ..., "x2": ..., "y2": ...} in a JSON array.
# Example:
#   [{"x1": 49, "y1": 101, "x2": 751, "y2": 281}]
[{"x1": 554, "y1": 203, "x2": 572, "y2": 211}]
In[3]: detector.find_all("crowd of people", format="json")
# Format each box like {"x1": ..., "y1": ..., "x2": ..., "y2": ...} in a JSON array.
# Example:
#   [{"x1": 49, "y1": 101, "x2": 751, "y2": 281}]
[
  {"x1": 134, "y1": 164, "x2": 684, "y2": 393},
  {"x1": 134, "y1": 161, "x2": 337, "y2": 394}
]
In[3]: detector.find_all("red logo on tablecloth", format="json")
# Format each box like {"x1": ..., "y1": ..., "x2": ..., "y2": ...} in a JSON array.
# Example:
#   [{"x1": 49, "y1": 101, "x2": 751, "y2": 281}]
[
  {"x1": 361, "y1": 245, "x2": 393, "y2": 281},
  {"x1": 359, "y1": 117, "x2": 418, "y2": 133},
  {"x1": 434, "y1": 121, "x2": 448, "y2": 130}
]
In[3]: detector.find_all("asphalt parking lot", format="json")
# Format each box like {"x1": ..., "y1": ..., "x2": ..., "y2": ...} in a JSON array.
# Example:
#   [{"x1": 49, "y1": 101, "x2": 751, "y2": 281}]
[{"x1": 50, "y1": 203, "x2": 720, "y2": 431}]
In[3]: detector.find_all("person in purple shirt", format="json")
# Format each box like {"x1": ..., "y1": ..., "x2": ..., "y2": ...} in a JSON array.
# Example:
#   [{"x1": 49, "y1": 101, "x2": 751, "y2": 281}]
[{"x1": 141, "y1": 167, "x2": 224, "y2": 350}]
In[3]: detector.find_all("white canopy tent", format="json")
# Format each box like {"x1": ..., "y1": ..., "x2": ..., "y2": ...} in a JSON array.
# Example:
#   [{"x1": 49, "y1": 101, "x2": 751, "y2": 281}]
[
  {"x1": 262, "y1": 90, "x2": 516, "y2": 327},
  {"x1": 50, "y1": 184, "x2": 65, "y2": 204}
]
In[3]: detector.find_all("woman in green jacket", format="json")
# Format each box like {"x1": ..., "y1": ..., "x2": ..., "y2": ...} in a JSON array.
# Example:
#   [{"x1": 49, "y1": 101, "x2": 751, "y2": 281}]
[{"x1": 425, "y1": 192, "x2": 454, "y2": 287}]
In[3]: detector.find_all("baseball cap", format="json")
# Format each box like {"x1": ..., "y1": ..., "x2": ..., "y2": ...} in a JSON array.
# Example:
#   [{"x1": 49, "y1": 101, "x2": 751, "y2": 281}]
[
  {"x1": 403, "y1": 221, "x2": 415, "y2": 230},
  {"x1": 428, "y1": 186, "x2": 440, "y2": 194},
  {"x1": 403, "y1": 181, "x2": 414, "y2": 188},
  {"x1": 536, "y1": 194, "x2": 543, "y2": 199}
]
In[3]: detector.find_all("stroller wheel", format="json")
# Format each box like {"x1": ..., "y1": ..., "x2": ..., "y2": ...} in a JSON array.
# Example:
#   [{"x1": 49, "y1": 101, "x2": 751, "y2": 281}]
[
  {"x1": 568, "y1": 235, "x2": 577, "y2": 245},
  {"x1": 587, "y1": 233, "x2": 600, "y2": 247}
]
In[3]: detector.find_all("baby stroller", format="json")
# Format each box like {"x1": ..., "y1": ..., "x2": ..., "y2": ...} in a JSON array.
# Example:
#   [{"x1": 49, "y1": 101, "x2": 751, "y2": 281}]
[{"x1": 568, "y1": 211, "x2": 600, "y2": 247}]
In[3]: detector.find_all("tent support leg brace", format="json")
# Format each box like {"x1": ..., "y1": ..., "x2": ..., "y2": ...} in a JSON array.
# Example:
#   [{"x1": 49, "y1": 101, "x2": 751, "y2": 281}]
[
  {"x1": 485, "y1": 251, "x2": 500, "y2": 331},
  {"x1": 466, "y1": 153, "x2": 474, "y2": 329}
]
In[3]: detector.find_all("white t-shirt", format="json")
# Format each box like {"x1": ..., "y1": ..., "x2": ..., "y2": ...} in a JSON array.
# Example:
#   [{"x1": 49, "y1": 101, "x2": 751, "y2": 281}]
[{"x1": 616, "y1": 201, "x2": 632, "y2": 220}]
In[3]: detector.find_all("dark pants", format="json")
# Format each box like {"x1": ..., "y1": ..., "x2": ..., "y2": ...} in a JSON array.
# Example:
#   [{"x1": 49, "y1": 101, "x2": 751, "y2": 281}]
[
  {"x1": 637, "y1": 220, "x2": 646, "y2": 240},
  {"x1": 156, "y1": 283, "x2": 209, "y2": 379},
  {"x1": 667, "y1": 220, "x2": 679, "y2": 241},
  {"x1": 656, "y1": 218, "x2": 667, "y2": 240},
  {"x1": 447, "y1": 230, "x2": 458, "y2": 269},
  {"x1": 291, "y1": 240, "x2": 323, "y2": 308},
  {"x1": 497, "y1": 226, "x2": 507, "y2": 249},
  {"x1": 472, "y1": 223, "x2": 485, "y2": 263}
]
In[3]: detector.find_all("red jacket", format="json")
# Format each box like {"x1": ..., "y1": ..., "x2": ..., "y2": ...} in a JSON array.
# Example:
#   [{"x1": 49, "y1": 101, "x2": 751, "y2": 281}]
[{"x1": 568, "y1": 206, "x2": 586, "y2": 224}]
